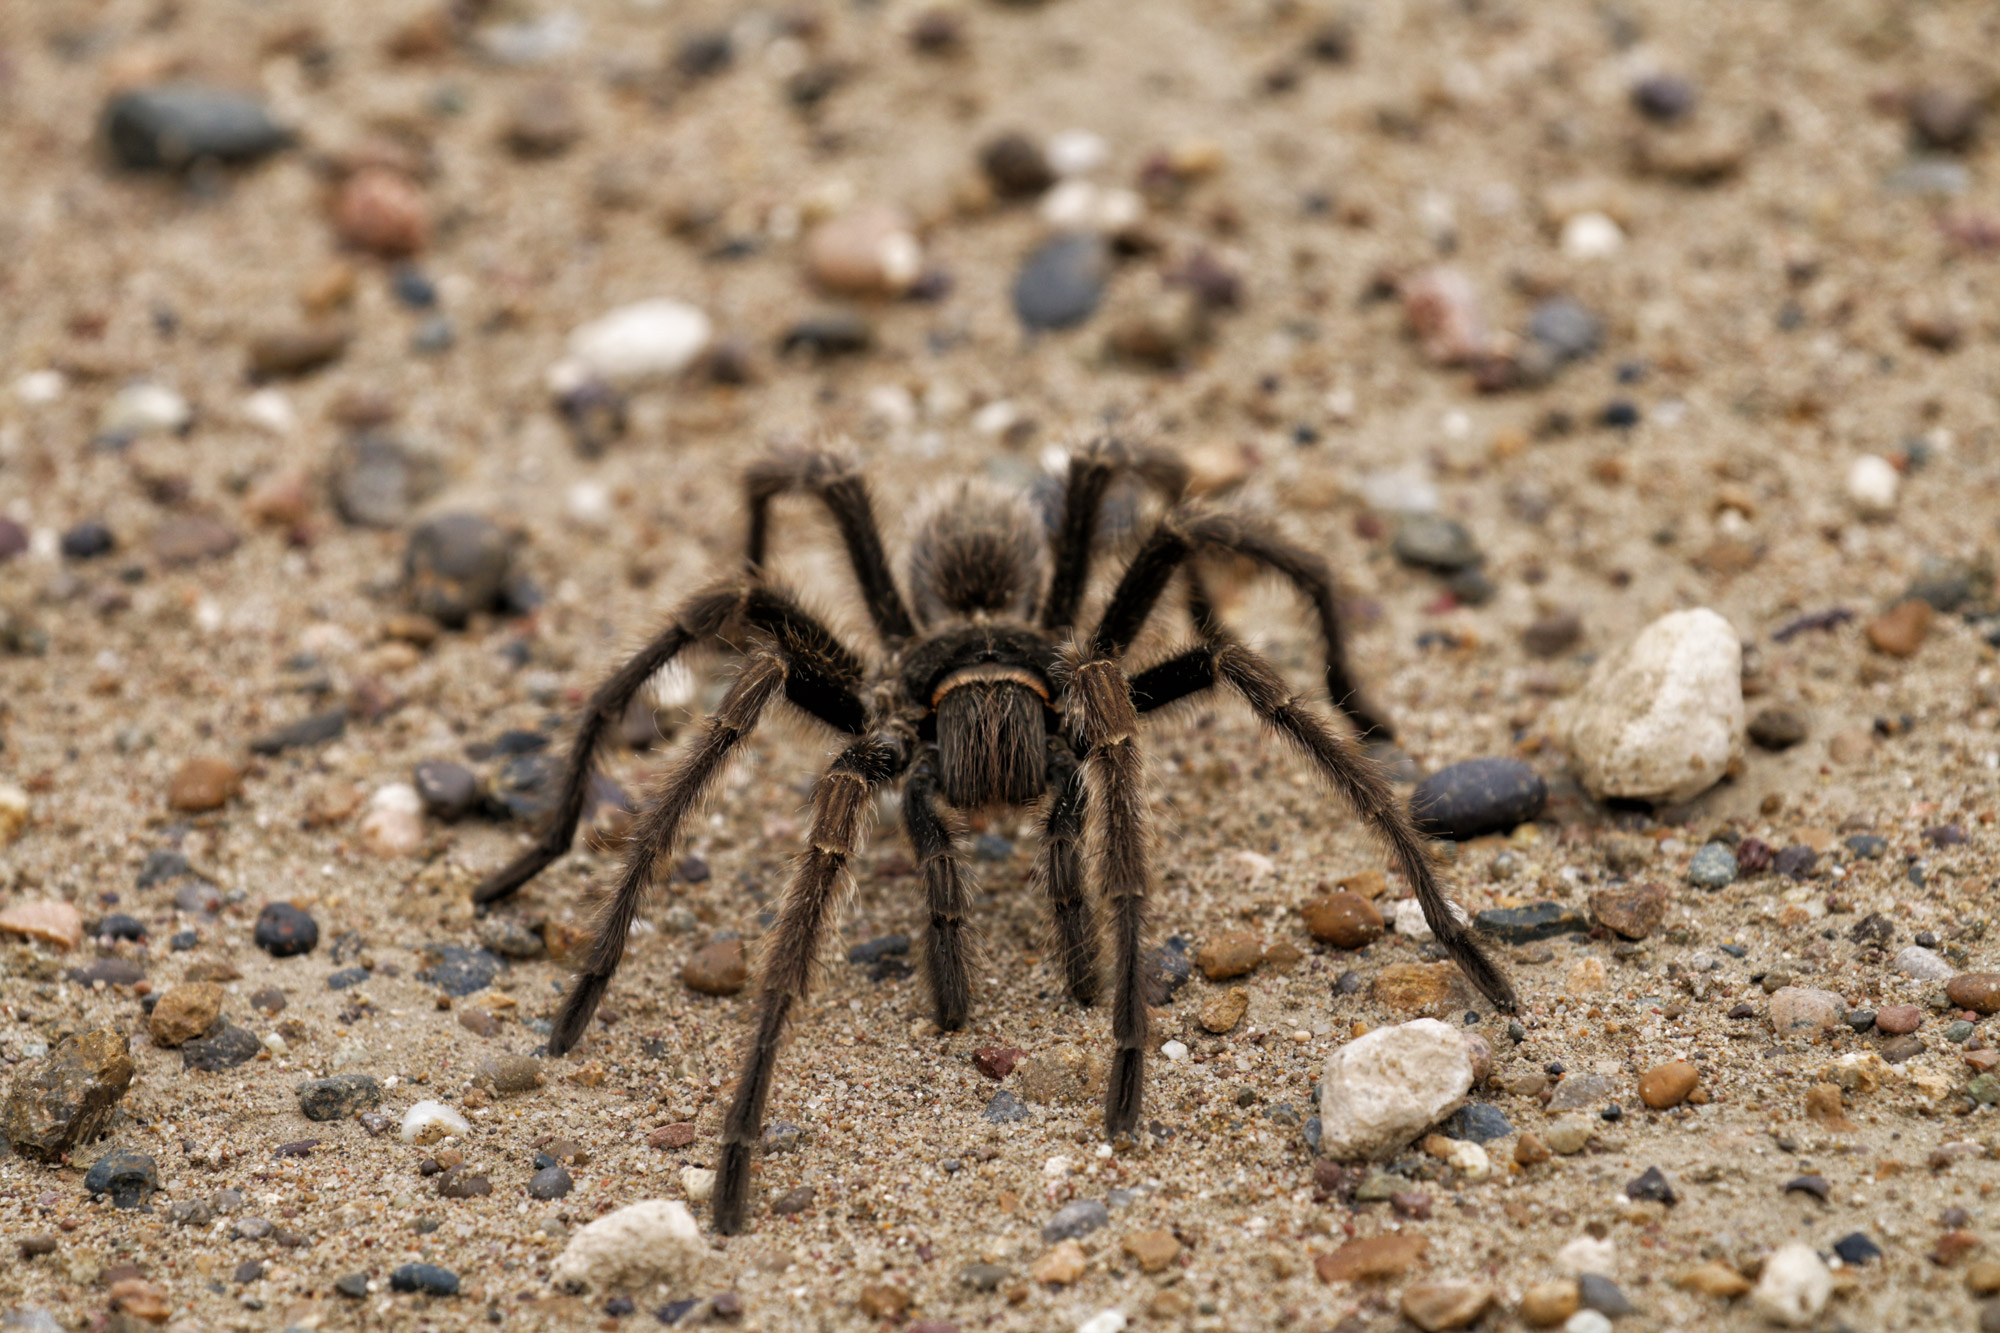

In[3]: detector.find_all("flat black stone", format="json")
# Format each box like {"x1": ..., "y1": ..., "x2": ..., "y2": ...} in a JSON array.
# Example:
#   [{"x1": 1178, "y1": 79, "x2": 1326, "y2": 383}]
[
  {"x1": 297, "y1": 1074, "x2": 383, "y2": 1122},
  {"x1": 414, "y1": 761, "x2": 480, "y2": 820},
  {"x1": 1444, "y1": 1103, "x2": 1514, "y2": 1143},
  {"x1": 526, "y1": 1164, "x2": 573, "y2": 1199},
  {"x1": 389, "y1": 1263, "x2": 459, "y2": 1296},
  {"x1": 254, "y1": 902, "x2": 319, "y2": 957},
  {"x1": 250, "y1": 706, "x2": 347, "y2": 756},
  {"x1": 103, "y1": 85, "x2": 290, "y2": 170},
  {"x1": 1784, "y1": 1173, "x2": 1830, "y2": 1202},
  {"x1": 1578, "y1": 1272, "x2": 1638, "y2": 1316},
  {"x1": 417, "y1": 945, "x2": 501, "y2": 996},
  {"x1": 1474, "y1": 901, "x2": 1588, "y2": 943},
  {"x1": 1411, "y1": 758, "x2": 1548, "y2": 840},
  {"x1": 779, "y1": 312, "x2": 873, "y2": 359},
  {"x1": 84, "y1": 1149, "x2": 159, "y2": 1209},
  {"x1": 847, "y1": 935, "x2": 910, "y2": 965},
  {"x1": 66, "y1": 958, "x2": 145, "y2": 987},
  {"x1": 1624, "y1": 1166, "x2": 1677, "y2": 1205},
  {"x1": 1832, "y1": 1232, "x2": 1882, "y2": 1265},
  {"x1": 1012, "y1": 234, "x2": 1108, "y2": 331},
  {"x1": 1152, "y1": 942, "x2": 1194, "y2": 997},
  {"x1": 183, "y1": 1025, "x2": 262, "y2": 1072},
  {"x1": 94, "y1": 914, "x2": 147, "y2": 941}
]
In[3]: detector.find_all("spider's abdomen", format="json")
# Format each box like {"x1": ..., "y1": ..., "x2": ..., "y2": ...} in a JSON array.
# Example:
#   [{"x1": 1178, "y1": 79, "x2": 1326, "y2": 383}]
[{"x1": 935, "y1": 676, "x2": 1048, "y2": 808}]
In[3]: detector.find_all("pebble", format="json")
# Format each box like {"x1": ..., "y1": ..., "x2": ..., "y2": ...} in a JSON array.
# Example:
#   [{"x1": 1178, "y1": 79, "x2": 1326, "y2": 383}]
[
  {"x1": 473, "y1": 914, "x2": 542, "y2": 960},
  {"x1": 335, "y1": 168, "x2": 429, "y2": 257},
  {"x1": 182, "y1": 1025, "x2": 262, "y2": 1071},
  {"x1": 168, "y1": 757, "x2": 241, "y2": 812},
  {"x1": 1588, "y1": 882, "x2": 1668, "y2": 940},
  {"x1": 1773, "y1": 844, "x2": 1816, "y2": 879},
  {"x1": 1445, "y1": 1102, "x2": 1513, "y2": 1143},
  {"x1": 1898, "y1": 947, "x2": 1955, "y2": 981},
  {"x1": 1564, "y1": 1313, "x2": 1613, "y2": 1333},
  {"x1": 770, "y1": 1185, "x2": 814, "y2": 1215},
  {"x1": 1547, "y1": 1072, "x2": 1616, "y2": 1112},
  {"x1": 1076, "y1": 1312, "x2": 1124, "y2": 1333},
  {"x1": 1410, "y1": 758, "x2": 1546, "y2": 840},
  {"x1": 255, "y1": 902, "x2": 319, "y2": 957},
  {"x1": 1402, "y1": 1283, "x2": 1492, "y2": 1331},
  {"x1": 361, "y1": 783, "x2": 426, "y2": 858},
  {"x1": 551, "y1": 1199, "x2": 704, "y2": 1292},
  {"x1": 414, "y1": 761, "x2": 481, "y2": 821},
  {"x1": 250, "y1": 705, "x2": 347, "y2": 755},
  {"x1": 982, "y1": 132, "x2": 1057, "y2": 198},
  {"x1": 1520, "y1": 1279, "x2": 1580, "y2": 1327},
  {"x1": 59, "y1": 521, "x2": 114, "y2": 559},
  {"x1": 149, "y1": 982, "x2": 223, "y2": 1047},
  {"x1": 1200, "y1": 987, "x2": 1249, "y2": 1034},
  {"x1": 1677, "y1": 1260, "x2": 1750, "y2": 1297},
  {"x1": 1751, "y1": 1243, "x2": 1832, "y2": 1327},
  {"x1": 418, "y1": 944, "x2": 501, "y2": 995},
  {"x1": 1527, "y1": 299, "x2": 1603, "y2": 364},
  {"x1": 437, "y1": 1167, "x2": 492, "y2": 1199},
  {"x1": 1393, "y1": 514, "x2": 1482, "y2": 573},
  {"x1": 553, "y1": 300, "x2": 713, "y2": 391},
  {"x1": 1874, "y1": 1004, "x2": 1924, "y2": 1036},
  {"x1": 1523, "y1": 610, "x2": 1584, "y2": 659},
  {"x1": 103, "y1": 85, "x2": 290, "y2": 170},
  {"x1": 405, "y1": 513, "x2": 512, "y2": 629},
  {"x1": 1013, "y1": 235, "x2": 1109, "y2": 331},
  {"x1": 100, "y1": 382, "x2": 192, "y2": 439},
  {"x1": 1832, "y1": 1232, "x2": 1882, "y2": 1266},
  {"x1": 1746, "y1": 706, "x2": 1809, "y2": 751},
  {"x1": 1303, "y1": 892, "x2": 1384, "y2": 948},
  {"x1": 389, "y1": 1263, "x2": 460, "y2": 1296},
  {"x1": 683, "y1": 938, "x2": 748, "y2": 995},
  {"x1": 1401, "y1": 267, "x2": 1490, "y2": 365},
  {"x1": 1314, "y1": 1233, "x2": 1429, "y2": 1282},
  {"x1": 1544, "y1": 1117, "x2": 1593, "y2": 1155},
  {"x1": 1947, "y1": 974, "x2": 2000, "y2": 1014},
  {"x1": 1866, "y1": 600, "x2": 1932, "y2": 658},
  {"x1": 247, "y1": 323, "x2": 351, "y2": 379},
  {"x1": 1906, "y1": 86, "x2": 1984, "y2": 152},
  {"x1": 1846, "y1": 454, "x2": 1900, "y2": 518},
  {"x1": 298, "y1": 1073, "x2": 383, "y2": 1121},
  {"x1": 83, "y1": 1148, "x2": 158, "y2": 1209},
  {"x1": 1560, "y1": 212, "x2": 1624, "y2": 260},
  {"x1": 401, "y1": 1100, "x2": 471, "y2": 1145},
  {"x1": 1879, "y1": 1035, "x2": 1925, "y2": 1064},
  {"x1": 1686, "y1": 842, "x2": 1738, "y2": 888},
  {"x1": 1631, "y1": 72, "x2": 1698, "y2": 122},
  {"x1": 0, "y1": 517, "x2": 26, "y2": 563},
  {"x1": 475, "y1": 1054, "x2": 545, "y2": 1097},
  {"x1": 0, "y1": 900, "x2": 84, "y2": 951},
  {"x1": 504, "y1": 82, "x2": 582, "y2": 157},
  {"x1": 1474, "y1": 902, "x2": 1588, "y2": 944},
  {"x1": 1124, "y1": 1229, "x2": 1180, "y2": 1273},
  {"x1": 1578, "y1": 1274, "x2": 1637, "y2": 1318},
  {"x1": 1638, "y1": 1061, "x2": 1698, "y2": 1109},
  {"x1": 1564, "y1": 608, "x2": 1744, "y2": 803},
  {"x1": 1768, "y1": 986, "x2": 1843, "y2": 1034},
  {"x1": 1196, "y1": 930, "x2": 1260, "y2": 981},
  {"x1": 0, "y1": 1029, "x2": 135, "y2": 1161},
  {"x1": 330, "y1": 433, "x2": 442, "y2": 529},
  {"x1": 1033, "y1": 1240, "x2": 1086, "y2": 1286},
  {"x1": 1319, "y1": 1019, "x2": 1472, "y2": 1161},
  {"x1": 806, "y1": 206, "x2": 923, "y2": 297},
  {"x1": 1042, "y1": 1199, "x2": 1110, "y2": 1243}
]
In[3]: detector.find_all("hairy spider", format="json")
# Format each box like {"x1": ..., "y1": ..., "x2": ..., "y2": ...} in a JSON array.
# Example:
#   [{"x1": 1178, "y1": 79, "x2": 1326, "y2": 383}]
[{"x1": 475, "y1": 441, "x2": 1515, "y2": 1234}]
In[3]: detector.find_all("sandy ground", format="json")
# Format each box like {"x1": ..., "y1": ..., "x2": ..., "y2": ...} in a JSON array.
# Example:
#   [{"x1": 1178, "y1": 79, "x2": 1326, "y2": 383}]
[{"x1": 3, "y1": 0, "x2": 2000, "y2": 1330}]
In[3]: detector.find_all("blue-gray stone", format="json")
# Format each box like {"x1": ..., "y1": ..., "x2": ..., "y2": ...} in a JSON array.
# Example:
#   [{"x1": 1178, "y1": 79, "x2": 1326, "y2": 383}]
[
  {"x1": 326, "y1": 968, "x2": 370, "y2": 991},
  {"x1": 1040, "y1": 1199, "x2": 1109, "y2": 1243},
  {"x1": 417, "y1": 945, "x2": 502, "y2": 996},
  {"x1": 1474, "y1": 901, "x2": 1588, "y2": 944},
  {"x1": 982, "y1": 1090, "x2": 1031, "y2": 1124},
  {"x1": 1527, "y1": 298, "x2": 1603, "y2": 363},
  {"x1": 1012, "y1": 235, "x2": 1108, "y2": 331},
  {"x1": 405, "y1": 512, "x2": 512, "y2": 630},
  {"x1": 846, "y1": 935, "x2": 909, "y2": 965},
  {"x1": 1579, "y1": 1272, "x2": 1638, "y2": 1316},
  {"x1": 103, "y1": 85, "x2": 290, "y2": 171},
  {"x1": 297, "y1": 1074, "x2": 382, "y2": 1122},
  {"x1": 84, "y1": 1149, "x2": 158, "y2": 1209},
  {"x1": 1410, "y1": 757, "x2": 1546, "y2": 839},
  {"x1": 1301, "y1": 1116, "x2": 1322, "y2": 1152},
  {"x1": 1845, "y1": 835, "x2": 1887, "y2": 860},
  {"x1": 526, "y1": 1164, "x2": 573, "y2": 1199},
  {"x1": 137, "y1": 849, "x2": 192, "y2": 888},
  {"x1": 183, "y1": 1025, "x2": 262, "y2": 1072},
  {"x1": 1152, "y1": 942, "x2": 1193, "y2": 998},
  {"x1": 389, "y1": 1263, "x2": 459, "y2": 1296},
  {"x1": 1687, "y1": 842, "x2": 1738, "y2": 889},
  {"x1": 1445, "y1": 1102, "x2": 1514, "y2": 1144},
  {"x1": 972, "y1": 833, "x2": 1015, "y2": 861},
  {"x1": 250, "y1": 706, "x2": 347, "y2": 756},
  {"x1": 1832, "y1": 1232, "x2": 1881, "y2": 1265},
  {"x1": 1392, "y1": 514, "x2": 1483, "y2": 574}
]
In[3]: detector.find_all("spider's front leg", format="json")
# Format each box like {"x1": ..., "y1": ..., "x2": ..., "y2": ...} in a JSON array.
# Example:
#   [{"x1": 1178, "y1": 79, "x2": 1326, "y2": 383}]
[
  {"x1": 714, "y1": 725, "x2": 913, "y2": 1234},
  {"x1": 904, "y1": 752, "x2": 972, "y2": 1030},
  {"x1": 1061, "y1": 648, "x2": 1156, "y2": 1138}
]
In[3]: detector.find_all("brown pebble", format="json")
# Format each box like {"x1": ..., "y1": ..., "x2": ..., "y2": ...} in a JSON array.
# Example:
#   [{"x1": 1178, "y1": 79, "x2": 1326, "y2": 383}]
[
  {"x1": 168, "y1": 757, "x2": 240, "y2": 812},
  {"x1": 149, "y1": 982, "x2": 223, "y2": 1047},
  {"x1": 504, "y1": 82, "x2": 583, "y2": 157},
  {"x1": 1866, "y1": 600, "x2": 1933, "y2": 658},
  {"x1": 246, "y1": 324, "x2": 351, "y2": 379},
  {"x1": 1874, "y1": 1004, "x2": 1923, "y2": 1035},
  {"x1": 1032, "y1": 1240, "x2": 1086, "y2": 1286},
  {"x1": 805, "y1": 205, "x2": 922, "y2": 297},
  {"x1": 244, "y1": 467, "x2": 313, "y2": 527},
  {"x1": 1638, "y1": 1060, "x2": 1699, "y2": 1110},
  {"x1": 457, "y1": 1009, "x2": 501, "y2": 1038},
  {"x1": 1303, "y1": 891, "x2": 1384, "y2": 948},
  {"x1": 1677, "y1": 1261, "x2": 1751, "y2": 1298},
  {"x1": 1371, "y1": 962, "x2": 1475, "y2": 1016},
  {"x1": 856, "y1": 1282, "x2": 910, "y2": 1317},
  {"x1": 1804, "y1": 1082, "x2": 1857, "y2": 1132},
  {"x1": 1947, "y1": 974, "x2": 2000, "y2": 1015},
  {"x1": 1514, "y1": 1133, "x2": 1551, "y2": 1166},
  {"x1": 1965, "y1": 1259, "x2": 2000, "y2": 1296},
  {"x1": 1589, "y1": 881, "x2": 1669, "y2": 941},
  {"x1": 149, "y1": 516, "x2": 240, "y2": 568},
  {"x1": 474, "y1": 1054, "x2": 544, "y2": 1097},
  {"x1": 1195, "y1": 930, "x2": 1260, "y2": 981},
  {"x1": 1199, "y1": 987, "x2": 1249, "y2": 1035},
  {"x1": 1337, "y1": 870, "x2": 1386, "y2": 899},
  {"x1": 1933, "y1": 1230, "x2": 1982, "y2": 1267},
  {"x1": 0, "y1": 900, "x2": 84, "y2": 952},
  {"x1": 1401, "y1": 1282, "x2": 1492, "y2": 1332},
  {"x1": 1519, "y1": 1278, "x2": 1579, "y2": 1326},
  {"x1": 1123, "y1": 1229, "x2": 1181, "y2": 1274},
  {"x1": 647, "y1": 1123, "x2": 696, "y2": 1150},
  {"x1": 18, "y1": 1234, "x2": 57, "y2": 1259},
  {"x1": 1314, "y1": 1233, "x2": 1428, "y2": 1283},
  {"x1": 683, "y1": 938, "x2": 748, "y2": 995},
  {"x1": 973, "y1": 1047, "x2": 1025, "y2": 1080},
  {"x1": 334, "y1": 167, "x2": 429, "y2": 256}
]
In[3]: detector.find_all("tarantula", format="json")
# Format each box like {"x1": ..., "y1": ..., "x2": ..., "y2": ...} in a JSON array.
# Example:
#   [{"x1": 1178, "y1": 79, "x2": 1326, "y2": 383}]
[{"x1": 474, "y1": 441, "x2": 1515, "y2": 1234}]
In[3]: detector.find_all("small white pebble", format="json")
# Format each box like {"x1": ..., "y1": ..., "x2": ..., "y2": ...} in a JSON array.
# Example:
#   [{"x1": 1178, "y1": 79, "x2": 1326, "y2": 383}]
[
  {"x1": 566, "y1": 480, "x2": 613, "y2": 529},
  {"x1": 400, "y1": 1100, "x2": 471, "y2": 1145},
  {"x1": 1563, "y1": 1312, "x2": 1613, "y2": 1333},
  {"x1": 680, "y1": 1167, "x2": 716, "y2": 1202},
  {"x1": 1555, "y1": 1234, "x2": 1616, "y2": 1275},
  {"x1": 261, "y1": 1033, "x2": 287, "y2": 1055},
  {"x1": 972, "y1": 400, "x2": 1020, "y2": 437},
  {"x1": 1290, "y1": 1029, "x2": 1311, "y2": 1044},
  {"x1": 15, "y1": 369, "x2": 65, "y2": 404},
  {"x1": 1047, "y1": 128, "x2": 1109, "y2": 177},
  {"x1": 1560, "y1": 211, "x2": 1624, "y2": 259},
  {"x1": 1077, "y1": 1312, "x2": 1126, "y2": 1333},
  {"x1": 1391, "y1": 898, "x2": 1432, "y2": 939},
  {"x1": 1448, "y1": 1139, "x2": 1491, "y2": 1182},
  {"x1": 1161, "y1": 1040, "x2": 1189, "y2": 1062},
  {"x1": 1846, "y1": 454, "x2": 1899, "y2": 518},
  {"x1": 242, "y1": 388, "x2": 296, "y2": 435}
]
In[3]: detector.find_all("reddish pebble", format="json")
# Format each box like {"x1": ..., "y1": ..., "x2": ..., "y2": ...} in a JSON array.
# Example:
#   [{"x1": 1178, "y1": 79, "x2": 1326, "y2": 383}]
[
  {"x1": 335, "y1": 168, "x2": 429, "y2": 256},
  {"x1": 973, "y1": 1046, "x2": 1026, "y2": 1080},
  {"x1": 646, "y1": 1123, "x2": 696, "y2": 1150},
  {"x1": 1874, "y1": 1004, "x2": 1923, "y2": 1035}
]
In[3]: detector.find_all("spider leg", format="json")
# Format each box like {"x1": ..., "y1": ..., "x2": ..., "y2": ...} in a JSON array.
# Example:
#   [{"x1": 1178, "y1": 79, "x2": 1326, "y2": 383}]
[
  {"x1": 1132, "y1": 637, "x2": 1517, "y2": 1013},
  {"x1": 1061, "y1": 646, "x2": 1156, "y2": 1139},
  {"x1": 1092, "y1": 509, "x2": 1393, "y2": 743},
  {"x1": 746, "y1": 448, "x2": 917, "y2": 645},
  {"x1": 547, "y1": 653, "x2": 791, "y2": 1055},
  {"x1": 1030, "y1": 741, "x2": 1099, "y2": 1006},
  {"x1": 473, "y1": 584, "x2": 866, "y2": 907},
  {"x1": 904, "y1": 752, "x2": 973, "y2": 1030},
  {"x1": 1040, "y1": 438, "x2": 1193, "y2": 632},
  {"x1": 714, "y1": 723, "x2": 913, "y2": 1234}
]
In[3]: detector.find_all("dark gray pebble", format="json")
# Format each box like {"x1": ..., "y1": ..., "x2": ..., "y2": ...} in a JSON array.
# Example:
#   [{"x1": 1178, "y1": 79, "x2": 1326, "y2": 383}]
[
  {"x1": 1747, "y1": 707, "x2": 1808, "y2": 751},
  {"x1": 255, "y1": 902, "x2": 318, "y2": 957},
  {"x1": 1410, "y1": 757, "x2": 1546, "y2": 840},
  {"x1": 1474, "y1": 901, "x2": 1588, "y2": 944},
  {"x1": 1444, "y1": 1102, "x2": 1514, "y2": 1144},
  {"x1": 1624, "y1": 1166, "x2": 1676, "y2": 1206},
  {"x1": 298, "y1": 1074, "x2": 383, "y2": 1122},
  {"x1": 389, "y1": 1263, "x2": 459, "y2": 1296},
  {"x1": 1846, "y1": 1009, "x2": 1878, "y2": 1033},
  {"x1": 84, "y1": 1149, "x2": 158, "y2": 1209},
  {"x1": 414, "y1": 760, "x2": 480, "y2": 820},
  {"x1": 982, "y1": 1090, "x2": 1031, "y2": 1124},
  {"x1": 1785, "y1": 1174, "x2": 1830, "y2": 1201},
  {"x1": 437, "y1": 1168, "x2": 493, "y2": 1199},
  {"x1": 960, "y1": 1263, "x2": 1008, "y2": 1291},
  {"x1": 417, "y1": 944, "x2": 502, "y2": 996},
  {"x1": 136, "y1": 849, "x2": 193, "y2": 888},
  {"x1": 1774, "y1": 844, "x2": 1817, "y2": 879},
  {"x1": 103, "y1": 85, "x2": 290, "y2": 170},
  {"x1": 779, "y1": 311, "x2": 873, "y2": 359},
  {"x1": 67, "y1": 958, "x2": 145, "y2": 987},
  {"x1": 234, "y1": 1260, "x2": 265, "y2": 1284},
  {"x1": 1152, "y1": 941, "x2": 1193, "y2": 997},
  {"x1": 94, "y1": 914, "x2": 146, "y2": 942},
  {"x1": 847, "y1": 935, "x2": 909, "y2": 965},
  {"x1": 183, "y1": 1025, "x2": 263, "y2": 1072},
  {"x1": 331, "y1": 433, "x2": 443, "y2": 530},
  {"x1": 60, "y1": 522, "x2": 115, "y2": 560},
  {"x1": 251, "y1": 706, "x2": 347, "y2": 756},
  {"x1": 1630, "y1": 73, "x2": 1698, "y2": 122},
  {"x1": 526, "y1": 1164, "x2": 573, "y2": 1199},
  {"x1": 981, "y1": 131, "x2": 1055, "y2": 198},
  {"x1": 1832, "y1": 1232, "x2": 1881, "y2": 1265},
  {"x1": 1527, "y1": 298, "x2": 1602, "y2": 364},
  {"x1": 972, "y1": 833, "x2": 1015, "y2": 861},
  {"x1": 334, "y1": 1273, "x2": 370, "y2": 1299},
  {"x1": 1392, "y1": 514, "x2": 1482, "y2": 573},
  {"x1": 0, "y1": 517, "x2": 27, "y2": 562},
  {"x1": 1040, "y1": 1199, "x2": 1109, "y2": 1243},
  {"x1": 1522, "y1": 610, "x2": 1583, "y2": 658},
  {"x1": 1579, "y1": 1272, "x2": 1638, "y2": 1316},
  {"x1": 326, "y1": 967, "x2": 369, "y2": 991},
  {"x1": 406, "y1": 513, "x2": 513, "y2": 630},
  {"x1": 769, "y1": 1185, "x2": 814, "y2": 1215},
  {"x1": 1846, "y1": 835, "x2": 1888, "y2": 860},
  {"x1": 1012, "y1": 235, "x2": 1108, "y2": 332}
]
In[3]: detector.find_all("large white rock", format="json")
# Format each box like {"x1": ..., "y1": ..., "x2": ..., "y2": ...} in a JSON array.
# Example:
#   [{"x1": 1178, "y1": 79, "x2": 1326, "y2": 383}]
[
  {"x1": 550, "y1": 300, "x2": 711, "y2": 392},
  {"x1": 1564, "y1": 608, "x2": 1743, "y2": 803},
  {"x1": 1750, "y1": 1242, "x2": 1831, "y2": 1327},
  {"x1": 1317, "y1": 1018, "x2": 1473, "y2": 1161},
  {"x1": 551, "y1": 1199, "x2": 705, "y2": 1293}
]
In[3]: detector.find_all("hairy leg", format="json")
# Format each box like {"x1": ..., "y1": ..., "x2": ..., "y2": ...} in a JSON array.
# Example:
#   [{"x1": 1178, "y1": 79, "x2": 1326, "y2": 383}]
[
  {"x1": 904, "y1": 754, "x2": 973, "y2": 1030},
  {"x1": 713, "y1": 725, "x2": 913, "y2": 1233},
  {"x1": 1030, "y1": 743, "x2": 1099, "y2": 1005},
  {"x1": 1040, "y1": 438, "x2": 1193, "y2": 632},
  {"x1": 745, "y1": 448, "x2": 916, "y2": 645}
]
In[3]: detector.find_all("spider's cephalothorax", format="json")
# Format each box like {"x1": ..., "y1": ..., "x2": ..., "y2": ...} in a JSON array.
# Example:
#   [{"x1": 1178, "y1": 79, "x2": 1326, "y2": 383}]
[{"x1": 473, "y1": 442, "x2": 1515, "y2": 1235}]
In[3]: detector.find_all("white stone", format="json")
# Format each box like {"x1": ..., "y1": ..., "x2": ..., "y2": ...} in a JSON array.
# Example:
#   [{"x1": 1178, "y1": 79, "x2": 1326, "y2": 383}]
[
  {"x1": 16, "y1": 369, "x2": 65, "y2": 404},
  {"x1": 1447, "y1": 1139, "x2": 1490, "y2": 1181},
  {"x1": 400, "y1": 1100, "x2": 470, "y2": 1144},
  {"x1": 1563, "y1": 1313, "x2": 1613, "y2": 1333},
  {"x1": 1048, "y1": 129, "x2": 1110, "y2": 177},
  {"x1": 1160, "y1": 1040, "x2": 1188, "y2": 1062},
  {"x1": 1767, "y1": 986, "x2": 1843, "y2": 1034},
  {"x1": 361, "y1": 783, "x2": 425, "y2": 858},
  {"x1": 242, "y1": 388, "x2": 297, "y2": 436},
  {"x1": 566, "y1": 480, "x2": 613, "y2": 529},
  {"x1": 1555, "y1": 1234, "x2": 1616, "y2": 1275},
  {"x1": 1039, "y1": 181, "x2": 1144, "y2": 233},
  {"x1": 1894, "y1": 945, "x2": 1953, "y2": 981},
  {"x1": 1564, "y1": 608, "x2": 1743, "y2": 802},
  {"x1": 1317, "y1": 1018, "x2": 1473, "y2": 1161},
  {"x1": 1392, "y1": 898, "x2": 1432, "y2": 939},
  {"x1": 680, "y1": 1167, "x2": 716, "y2": 1202},
  {"x1": 1358, "y1": 466, "x2": 1439, "y2": 515},
  {"x1": 551, "y1": 1199, "x2": 705, "y2": 1293},
  {"x1": 1076, "y1": 1311, "x2": 1127, "y2": 1333},
  {"x1": 100, "y1": 382, "x2": 191, "y2": 438},
  {"x1": 552, "y1": 299, "x2": 712, "y2": 392},
  {"x1": 1560, "y1": 211, "x2": 1624, "y2": 259},
  {"x1": 1845, "y1": 454, "x2": 1899, "y2": 518},
  {"x1": 1751, "y1": 1242, "x2": 1832, "y2": 1327}
]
